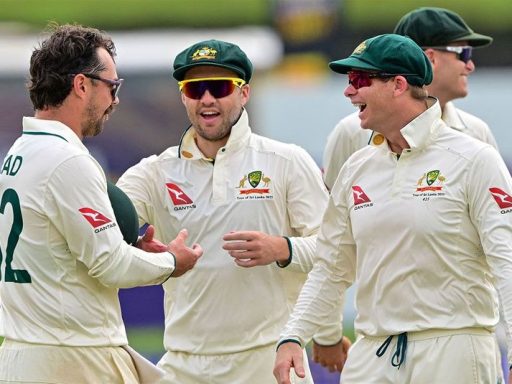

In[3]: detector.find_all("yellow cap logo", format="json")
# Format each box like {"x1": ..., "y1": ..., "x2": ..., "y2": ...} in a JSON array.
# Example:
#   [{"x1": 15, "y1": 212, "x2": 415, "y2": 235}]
[
  {"x1": 353, "y1": 41, "x2": 367, "y2": 55},
  {"x1": 191, "y1": 47, "x2": 217, "y2": 61}
]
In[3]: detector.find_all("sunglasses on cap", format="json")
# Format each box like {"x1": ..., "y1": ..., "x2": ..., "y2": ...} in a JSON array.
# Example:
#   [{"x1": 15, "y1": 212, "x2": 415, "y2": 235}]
[
  {"x1": 347, "y1": 71, "x2": 400, "y2": 90},
  {"x1": 70, "y1": 73, "x2": 124, "y2": 100},
  {"x1": 427, "y1": 46, "x2": 473, "y2": 64},
  {"x1": 178, "y1": 77, "x2": 246, "y2": 100}
]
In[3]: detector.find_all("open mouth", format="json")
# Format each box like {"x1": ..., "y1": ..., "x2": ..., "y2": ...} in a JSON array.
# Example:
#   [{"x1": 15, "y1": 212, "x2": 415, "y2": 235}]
[
  {"x1": 354, "y1": 103, "x2": 367, "y2": 112},
  {"x1": 201, "y1": 111, "x2": 220, "y2": 118}
]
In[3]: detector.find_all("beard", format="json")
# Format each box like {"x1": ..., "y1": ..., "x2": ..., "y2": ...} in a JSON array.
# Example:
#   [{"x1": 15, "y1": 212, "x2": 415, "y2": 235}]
[
  {"x1": 194, "y1": 122, "x2": 232, "y2": 142},
  {"x1": 81, "y1": 104, "x2": 112, "y2": 137},
  {"x1": 189, "y1": 108, "x2": 242, "y2": 143}
]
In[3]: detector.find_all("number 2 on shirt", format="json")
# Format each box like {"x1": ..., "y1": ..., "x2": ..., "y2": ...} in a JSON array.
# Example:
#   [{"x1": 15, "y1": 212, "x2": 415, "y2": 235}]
[{"x1": 0, "y1": 188, "x2": 32, "y2": 283}]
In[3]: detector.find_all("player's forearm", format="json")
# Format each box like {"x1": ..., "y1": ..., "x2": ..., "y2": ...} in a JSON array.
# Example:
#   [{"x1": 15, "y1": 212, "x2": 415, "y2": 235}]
[
  {"x1": 281, "y1": 235, "x2": 318, "y2": 272},
  {"x1": 89, "y1": 242, "x2": 175, "y2": 287},
  {"x1": 280, "y1": 257, "x2": 348, "y2": 346}
]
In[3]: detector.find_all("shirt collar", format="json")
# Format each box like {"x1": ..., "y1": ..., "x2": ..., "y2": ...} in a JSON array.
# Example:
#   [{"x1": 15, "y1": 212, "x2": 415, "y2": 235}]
[
  {"x1": 370, "y1": 97, "x2": 443, "y2": 152},
  {"x1": 22, "y1": 117, "x2": 89, "y2": 153},
  {"x1": 441, "y1": 101, "x2": 465, "y2": 131},
  {"x1": 178, "y1": 109, "x2": 251, "y2": 160}
]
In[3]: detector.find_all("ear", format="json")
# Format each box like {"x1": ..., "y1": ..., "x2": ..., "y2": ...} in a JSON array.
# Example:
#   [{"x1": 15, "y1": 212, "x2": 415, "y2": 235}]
[
  {"x1": 423, "y1": 48, "x2": 436, "y2": 66},
  {"x1": 240, "y1": 84, "x2": 250, "y2": 107},
  {"x1": 70, "y1": 74, "x2": 88, "y2": 99},
  {"x1": 393, "y1": 76, "x2": 409, "y2": 96}
]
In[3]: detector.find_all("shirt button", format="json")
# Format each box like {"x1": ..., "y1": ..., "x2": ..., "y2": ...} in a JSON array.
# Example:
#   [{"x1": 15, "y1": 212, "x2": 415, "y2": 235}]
[{"x1": 372, "y1": 134, "x2": 385, "y2": 145}]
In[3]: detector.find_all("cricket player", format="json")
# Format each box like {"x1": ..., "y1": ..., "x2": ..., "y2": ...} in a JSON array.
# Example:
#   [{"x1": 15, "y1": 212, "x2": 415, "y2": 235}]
[
  {"x1": 274, "y1": 34, "x2": 512, "y2": 384},
  {"x1": 117, "y1": 39, "x2": 348, "y2": 383},
  {"x1": 0, "y1": 23, "x2": 202, "y2": 383},
  {"x1": 322, "y1": 7, "x2": 497, "y2": 191}
]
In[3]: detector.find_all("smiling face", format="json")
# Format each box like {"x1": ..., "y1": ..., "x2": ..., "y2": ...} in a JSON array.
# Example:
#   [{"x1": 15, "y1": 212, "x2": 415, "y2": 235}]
[
  {"x1": 424, "y1": 41, "x2": 475, "y2": 106},
  {"x1": 181, "y1": 65, "x2": 249, "y2": 152},
  {"x1": 343, "y1": 71, "x2": 397, "y2": 131}
]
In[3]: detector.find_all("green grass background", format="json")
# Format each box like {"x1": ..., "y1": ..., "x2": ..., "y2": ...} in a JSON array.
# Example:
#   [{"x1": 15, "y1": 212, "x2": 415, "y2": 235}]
[{"x1": 0, "y1": 0, "x2": 510, "y2": 31}]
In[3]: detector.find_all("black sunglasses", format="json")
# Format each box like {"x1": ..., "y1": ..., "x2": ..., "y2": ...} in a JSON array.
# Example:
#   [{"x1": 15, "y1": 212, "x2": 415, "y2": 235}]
[{"x1": 70, "y1": 73, "x2": 124, "y2": 99}]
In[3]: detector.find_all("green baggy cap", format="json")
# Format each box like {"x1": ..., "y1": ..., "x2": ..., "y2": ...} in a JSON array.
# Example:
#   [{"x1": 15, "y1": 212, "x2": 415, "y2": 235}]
[
  {"x1": 173, "y1": 39, "x2": 253, "y2": 82},
  {"x1": 329, "y1": 34, "x2": 433, "y2": 86},
  {"x1": 394, "y1": 7, "x2": 493, "y2": 48}
]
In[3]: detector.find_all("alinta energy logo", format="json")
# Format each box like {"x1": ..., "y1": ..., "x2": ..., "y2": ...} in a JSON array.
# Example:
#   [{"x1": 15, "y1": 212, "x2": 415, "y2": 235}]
[
  {"x1": 489, "y1": 187, "x2": 512, "y2": 214},
  {"x1": 352, "y1": 186, "x2": 373, "y2": 210},
  {"x1": 166, "y1": 183, "x2": 196, "y2": 211},
  {"x1": 79, "y1": 207, "x2": 117, "y2": 233}
]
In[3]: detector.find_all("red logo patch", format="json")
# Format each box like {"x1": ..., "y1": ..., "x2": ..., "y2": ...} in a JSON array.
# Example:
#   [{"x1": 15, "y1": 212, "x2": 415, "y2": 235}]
[
  {"x1": 489, "y1": 187, "x2": 512, "y2": 209},
  {"x1": 352, "y1": 186, "x2": 371, "y2": 205},
  {"x1": 79, "y1": 208, "x2": 112, "y2": 228},
  {"x1": 166, "y1": 183, "x2": 193, "y2": 205}
]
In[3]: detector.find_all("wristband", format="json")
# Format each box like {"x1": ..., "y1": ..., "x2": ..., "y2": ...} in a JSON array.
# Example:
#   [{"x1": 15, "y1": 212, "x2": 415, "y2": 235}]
[
  {"x1": 276, "y1": 339, "x2": 301, "y2": 351},
  {"x1": 276, "y1": 236, "x2": 292, "y2": 268},
  {"x1": 167, "y1": 251, "x2": 177, "y2": 278}
]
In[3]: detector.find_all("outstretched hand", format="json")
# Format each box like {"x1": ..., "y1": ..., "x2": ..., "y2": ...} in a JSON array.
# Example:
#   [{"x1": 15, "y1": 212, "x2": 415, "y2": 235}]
[
  {"x1": 168, "y1": 229, "x2": 203, "y2": 277},
  {"x1": 136, "y1": 225, "x2": 168, "y2": 253}
]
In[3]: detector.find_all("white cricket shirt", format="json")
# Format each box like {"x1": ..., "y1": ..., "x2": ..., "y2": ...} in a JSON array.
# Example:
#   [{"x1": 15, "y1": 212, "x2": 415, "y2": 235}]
[
  {"x1": 117, "y1": 110, "x2": 336, "y2": 354},
  {"x1": 281, "y1": 100, "x2": 512, "y2": 363},
  {"x1": 0, "y1": 117, "x2": 175, "y2": 346}
]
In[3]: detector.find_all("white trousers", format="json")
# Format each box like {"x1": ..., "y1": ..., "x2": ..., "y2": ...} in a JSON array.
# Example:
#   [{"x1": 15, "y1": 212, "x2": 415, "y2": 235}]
[
  {"x1": 157, "y1": 343, "x2": 313, "y2": 384},
  {"x1": 341, "y1": 328, "x2": 502, "y2": 384},
  {"x1": 0, "y1": 339, "x2": 139, "y2": 384}
]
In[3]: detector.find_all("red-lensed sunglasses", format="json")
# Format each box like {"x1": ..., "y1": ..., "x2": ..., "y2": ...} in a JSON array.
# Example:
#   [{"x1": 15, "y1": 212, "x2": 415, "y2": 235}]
[
  {"x1": 347, "y1": 71, "x2": 397, "y2": 90},
  {"x1": 178, "y1": 77, "x2": 246, "y2": 99}
]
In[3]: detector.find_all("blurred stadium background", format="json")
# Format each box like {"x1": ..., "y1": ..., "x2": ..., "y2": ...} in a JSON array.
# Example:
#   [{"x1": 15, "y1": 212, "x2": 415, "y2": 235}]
[{"x1": 1, "y1": 1, "x2": 511, "y2": 382}]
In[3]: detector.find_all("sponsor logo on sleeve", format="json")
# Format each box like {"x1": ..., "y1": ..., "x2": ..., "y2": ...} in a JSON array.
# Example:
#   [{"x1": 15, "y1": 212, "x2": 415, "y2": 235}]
[
  {"x1": 489, "y1": 187, "x2": 512, "y2": 213},
  {"x1": 79, "y1": 208, "x2": 117, "y2": 233},
  {"x1": 166, "y1": 183, "x2": 196, "y2": 211}
]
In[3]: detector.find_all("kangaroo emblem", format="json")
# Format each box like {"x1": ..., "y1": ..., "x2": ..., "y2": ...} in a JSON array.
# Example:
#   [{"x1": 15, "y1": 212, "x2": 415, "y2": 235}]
[{"x1": 237, "y1": 175, "x2": 248, "y2": 188}]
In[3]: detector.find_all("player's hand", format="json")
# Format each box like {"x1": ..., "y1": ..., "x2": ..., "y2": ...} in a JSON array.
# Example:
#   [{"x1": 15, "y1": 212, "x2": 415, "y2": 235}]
[
  {"x1": 168, "y1": 229, "x2": 203, "y2": 277},
  {"x1": 222, "y1": 231, "x2": 289, "y2": 267},
  {"x1": 136, "y1": 225, "x2": 168, "y2": 253},
  {"x1": 273, "y1": 342, "x2": 305, "y2": 384},
  {"x1": 312, "y1": 336, "x2": 351, "y2": 373}
]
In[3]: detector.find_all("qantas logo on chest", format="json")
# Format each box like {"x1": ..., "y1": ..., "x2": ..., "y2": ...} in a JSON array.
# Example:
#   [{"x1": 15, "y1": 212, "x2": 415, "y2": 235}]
[
  {"x1": 352, "y1": 186, "x2": 373, "y2": 210},
  {"x1": 166, "y1": 183, "x2": 196, "y2": 211},
  {"x1": 489, "y1": 187, "x2": 512, "y2": 213}
]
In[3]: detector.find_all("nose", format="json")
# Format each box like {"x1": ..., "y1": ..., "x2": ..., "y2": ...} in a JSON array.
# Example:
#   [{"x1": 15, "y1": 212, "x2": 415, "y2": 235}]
[
  {"x1": 199, "y1": 89, "x2": 216, "y2": 104},
  {"x1": 112, "y1": 95, "x2": 120, "y2": 105},
  {"x1": 344, "y1": 84, "x2": 356, "y2": 97},
  {"x1": 465, "y1": 59, "x2": 475, "y2": 73}
]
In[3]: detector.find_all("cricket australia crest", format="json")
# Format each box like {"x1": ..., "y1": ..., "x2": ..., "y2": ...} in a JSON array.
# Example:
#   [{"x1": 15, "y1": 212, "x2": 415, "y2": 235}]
[
  {"x1": 236, "y1": 170, "x2": 273, "y2": 200},
  {"x1": 413, "y1": 169, "x2": 446, "y2": 200}
]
